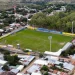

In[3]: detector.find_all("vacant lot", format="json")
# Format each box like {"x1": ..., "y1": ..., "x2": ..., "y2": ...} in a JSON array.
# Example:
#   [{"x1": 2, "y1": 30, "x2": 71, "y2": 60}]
[{"x1": 0, "y1": 29, "x2": 72, "y2": 52}]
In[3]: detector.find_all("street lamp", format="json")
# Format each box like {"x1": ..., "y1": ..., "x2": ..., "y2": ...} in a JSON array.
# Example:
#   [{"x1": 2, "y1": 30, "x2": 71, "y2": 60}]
[
  {"x1": 72, "y1": 21, "x2": 74, "y2": 34},
  {"x1": 48, "y1": 36, "x2": 52, "y2": 52}
]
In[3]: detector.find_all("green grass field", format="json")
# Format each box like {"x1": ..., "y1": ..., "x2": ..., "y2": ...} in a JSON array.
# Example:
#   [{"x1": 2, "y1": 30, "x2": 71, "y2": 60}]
[{"x1": 0, "y1": 29, "x2": 72, "y2": 52}]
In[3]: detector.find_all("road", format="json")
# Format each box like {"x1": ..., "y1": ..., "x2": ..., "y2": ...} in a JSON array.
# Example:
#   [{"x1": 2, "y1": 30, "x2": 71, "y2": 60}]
[{"x1": 0, "y1": 26, "x2": 26, "y2": 40}]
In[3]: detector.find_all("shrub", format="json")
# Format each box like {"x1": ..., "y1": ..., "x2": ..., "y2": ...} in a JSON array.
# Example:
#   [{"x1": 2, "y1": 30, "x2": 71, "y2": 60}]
[{"x1": 41, "y1": 65, "x2": 49, "y2": 71}]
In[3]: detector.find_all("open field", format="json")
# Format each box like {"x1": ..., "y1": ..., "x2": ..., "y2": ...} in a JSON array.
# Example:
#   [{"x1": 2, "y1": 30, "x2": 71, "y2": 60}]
[{"x1": 0, "y1": 29, "x2": 72, "y2": 52}]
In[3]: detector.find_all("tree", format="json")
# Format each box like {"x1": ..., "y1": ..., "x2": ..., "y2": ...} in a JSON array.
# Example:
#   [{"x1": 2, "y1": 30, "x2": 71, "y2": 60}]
[
  {"x1": 3, "y1": 51, "x2": 10, "y2": 55},
  {"x1": 16, "y1": 19, "x2": 20, "y2": 23},
  {"x1": 41, "y1": 65, "x2": 49, "y2": 71},
  {"x1": 30, "y1": 10, "x2": 36, "y2": 13},
  {"x1": 21, "y1": 18, "x2": 27, "y2": 22},
  {"x1": 13, "y1": 55, "x2": 20, "y2": 62},
  {"x1": 4, "y1": 55, "x2": 20, "y2": 66},
  {"x1": 2, "y1": 64, "x2": 10, "y2": 71},
  {"x1": 58, "y1": 63, "x2": 63, "y2": 68},
  {"x1": 39, "y1": 53, "x2": 43, "y2": 58},
  {"x1": 44, "y1": 72, "x2": 49, "y2": 75},
  {"x1": 3, "y1": 51, "x2": 10, "y2": 61},
  {"x1": 28, "y1": 15, "x2": 33, "y2": 19},
  {"x1": 58, "y1": 12, "x2": 66, "y2": 18},
  {"x1": 30, "y1": 12, "x2": 47, "y2": 27},
  {"x1": 30, "y1": 11, "x2": 75, "y2": 33},
  {"x1": 8, "y1": 55, "x2": 20, "y2": 66},
  {"x1": 60, "y1": 51, "x2": 67, "y2": 57},
  {"x1": 4, "y1": 55, "x2": 8, "y2": 61}
]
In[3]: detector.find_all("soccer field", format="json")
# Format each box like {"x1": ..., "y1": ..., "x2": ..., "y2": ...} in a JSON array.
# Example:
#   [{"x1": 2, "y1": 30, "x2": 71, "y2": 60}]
[{"x1": 0, "y1": 29, "x2": 72, "y2": 52}]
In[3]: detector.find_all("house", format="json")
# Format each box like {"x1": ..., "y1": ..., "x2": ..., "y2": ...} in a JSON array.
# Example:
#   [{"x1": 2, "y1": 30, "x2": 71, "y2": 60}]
[
  {"x1": 34, "y1": 59, "x2": 49, "y2": 65},
  {"x1": 31, "y1": 72, "x2": 42, "y2": 75},
  {"x1": 17, "y1": 73, "x2": 30, "y2": 75},
  {"x1": 60, "y1": 6, "x2": 66, "y2": 11},
  {"x1": 63, "y1": 62, "x2": 74, "y2": 71},
  {"x1": 0, "y1": 71, "x2": 16, "y2": 75},
  {"x1": 0, "y1": 66, "x2": 4, "y2": 74},
  {"x1": 11, "y1": 69, "x2": 19, "y2": 74},
  {"x1": 18, "y1": 55, "x2": 35, "y2": 65},
  {"x1": 0, "y1": 54, "x2": 4, "y2": 60},
  {"x1": 27, "y1": 64, "x2": 41, "y2": 73},
  {"x1": 0, "y1": 59, "x2": 7, "y2": 66},
  {"x1": 10, "y1": 65, "x2": 24, "y2": 74},
  {"x1": 0, "y1": 29, "x2": 4, "y2": 32},
  {"x1": 17, "y1": 65, "x2": 24, "y2": 71},
  {"x1": 0, "y1": 23, "x2": 4, "y2": 25}
]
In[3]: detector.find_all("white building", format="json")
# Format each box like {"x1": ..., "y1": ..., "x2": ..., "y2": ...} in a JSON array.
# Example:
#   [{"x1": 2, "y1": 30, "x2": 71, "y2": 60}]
[
  {"x1": 0, "y1": 59, "x2": 7, "y2": 66},
  {"x1": 17, "y1": 65, "x2": 24, "y2": 71},
  {"x1": 17, "y1": 73, "x2": 29, "y2": 75},
  {"x1": 31, "y1": 72, "x2": 42, "y2": 75},
  {"x1": 34, "y1": 59, "x2": 49, "y2": 65},
  {"x1": 60, "y1": 6, "x2": 66, "y2": 11}
]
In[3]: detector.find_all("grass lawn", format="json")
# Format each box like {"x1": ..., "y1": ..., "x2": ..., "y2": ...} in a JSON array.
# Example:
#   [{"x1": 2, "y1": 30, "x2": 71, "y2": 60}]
[{"x1": 0, "y1": 29, "x2": 72, "y2": 52}]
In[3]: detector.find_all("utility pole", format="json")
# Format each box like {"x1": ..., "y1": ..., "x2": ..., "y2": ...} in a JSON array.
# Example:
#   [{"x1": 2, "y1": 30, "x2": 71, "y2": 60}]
[
  {"x1": 72, "y1": 21, "x2": 74, "y2": 34},
  {"x1": 48, "y1": 36, "x2": 52, "y2": 52}
]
